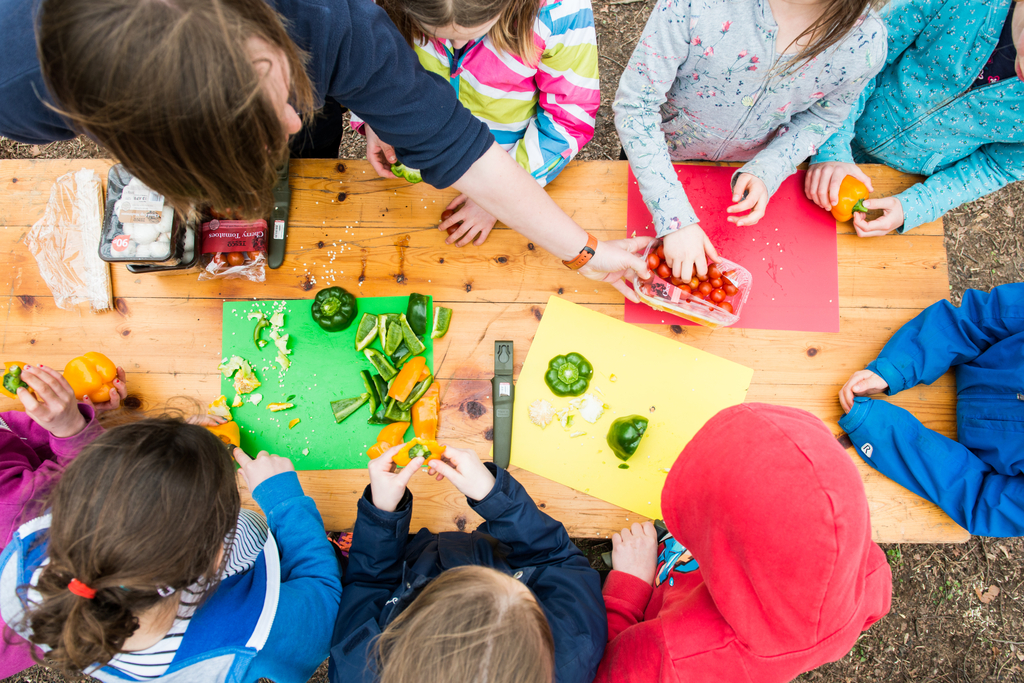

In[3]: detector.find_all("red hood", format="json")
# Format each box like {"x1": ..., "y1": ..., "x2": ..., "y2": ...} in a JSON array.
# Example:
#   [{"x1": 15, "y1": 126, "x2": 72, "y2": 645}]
[{"x1": 660, "y1": 403, "x2": 891, "y2": 680}]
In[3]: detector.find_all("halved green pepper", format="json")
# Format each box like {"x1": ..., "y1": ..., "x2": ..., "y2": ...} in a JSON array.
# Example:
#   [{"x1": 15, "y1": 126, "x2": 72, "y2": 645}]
[
  {"x1": 606, "y1": 415, "x2": 649, "y2": 462},
  {"x1": 544, "y1": 352, "x2": 593, "y2": 397},
  {"x1": 311, "y1": 286, "x2": 358, "y2": 332}
]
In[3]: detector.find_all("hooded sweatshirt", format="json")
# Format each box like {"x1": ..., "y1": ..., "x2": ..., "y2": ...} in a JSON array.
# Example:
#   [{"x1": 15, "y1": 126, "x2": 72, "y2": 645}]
[{"x1": 596, "y1": 403, "x2": 892, "y2": 683}]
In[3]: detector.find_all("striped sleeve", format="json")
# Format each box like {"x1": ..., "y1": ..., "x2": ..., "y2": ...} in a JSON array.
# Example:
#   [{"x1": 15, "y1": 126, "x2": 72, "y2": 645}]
[{"x1": 512, "y1": 0, "x2": 600, "y2": 185}]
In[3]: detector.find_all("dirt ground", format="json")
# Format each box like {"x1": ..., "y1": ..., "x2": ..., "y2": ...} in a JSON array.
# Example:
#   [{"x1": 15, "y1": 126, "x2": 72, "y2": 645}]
[{"x1": 3, "y1": 0, "x2": 1024, "y2": 681}]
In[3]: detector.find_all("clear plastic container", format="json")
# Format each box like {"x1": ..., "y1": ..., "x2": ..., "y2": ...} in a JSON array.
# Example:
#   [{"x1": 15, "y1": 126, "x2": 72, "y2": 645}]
[{"x1": 632, "y1": 237, "x2": 752, "y2": 328}]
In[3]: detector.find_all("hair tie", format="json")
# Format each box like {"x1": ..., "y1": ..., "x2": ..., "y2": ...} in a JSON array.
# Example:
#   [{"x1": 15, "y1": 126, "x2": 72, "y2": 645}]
[{"x1": 67, "y1": 578, "x2": 97, "y2": 599}]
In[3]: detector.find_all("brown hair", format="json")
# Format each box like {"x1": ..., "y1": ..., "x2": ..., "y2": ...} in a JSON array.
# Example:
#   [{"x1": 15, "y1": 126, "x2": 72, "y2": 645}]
[
  {"x1": 375, "y1": 566, "x2": 555, "y2": 683},
  {"x1": 378, "y1": 0, "x2": 540, "y2": 66},
  {"x1": 36, "y1": 0, "x2": 316, "y2": 219},
  {"x1": 778, "y1": 0, "x2": 884, "y2": 75},
  {"x1": 23, "y1": 418, "x2": 240, "y2": 673}
]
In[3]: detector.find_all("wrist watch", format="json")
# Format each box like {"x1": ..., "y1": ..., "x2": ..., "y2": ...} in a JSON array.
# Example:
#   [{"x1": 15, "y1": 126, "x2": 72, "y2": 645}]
[{"x1": 562, "y1": 233, "x2": 598, "y2": 270}]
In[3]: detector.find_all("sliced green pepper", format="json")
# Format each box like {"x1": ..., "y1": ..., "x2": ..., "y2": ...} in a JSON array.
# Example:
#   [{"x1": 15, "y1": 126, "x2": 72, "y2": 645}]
[
  {"x1": 367, "y1": 401, "x2": 391, "y2": 425},
  {"x1": 365, "y1": 348, "x2": 398, "y2": 381},
  {"x1": 606, "y1": 415, "x2": 649, "y2": 462},
  {"x1": 331, "y1": 393, "x2": 370, "y2": 424},
  {"x1": 406, "y1": 293, "x2": 430, "y2": 337},
  {"x1": 253, "y1": 317, "x2": 270, "y2": 349},
  {"x1": 399, "y1": 374, "x2": 433, "y2": 411},
  {"x1": 384, "y1": 397, "x2": 412, "y2": 423},
  {"x1": 311, "y1": 286, "x2": 358, "y2": 332},
  {"x1": 544, "y1": 352, "x2": 593, "y2": 397},
  {"x1": 361, "y1": 370, "x2": 380, "y2": 414},
  {"x1": 391, "y1": 163, "x2": 422, "y2": 184}
]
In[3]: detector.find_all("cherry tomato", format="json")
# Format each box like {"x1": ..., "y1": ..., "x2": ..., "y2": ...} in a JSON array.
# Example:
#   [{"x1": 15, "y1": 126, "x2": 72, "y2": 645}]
[
  {"x1": 226, "y1": 252, "x2": 246, "y2": 267},
  {"x1": 710, "y1": 288, "x2": 726, "y2": 303},
  {"x1": 678, "y1": 284, "x2": 692, "y2": 296},
  {"x1": 698, "y1": 282, "x2": 713, "y2": 296},
  {"x1": 212, "y1": 253, "x2": 227, "y2": 267},
  {"x1": 710, "y1": 278, "x2": 723, "y2": 289},
  {"x1": 669, "y1": 276, "x2": 685, "y2": 286},
  {"x1": 708, "y1": 265, "x2": 722, "y2": 280},
  {"x1": 647, "y1": 253, "x2": 661, "y2": 271},
  {"x1": 720, "y1": 301, "x2": 734, "y2": 314},
  {"x1": 657, "y1": 263, "x2": 672, "y2": 279},
  {"x1": 441, "y1": 206, "x2": 465, "y2": 235},
  {"x1": 688, "y1": 277, "x2": 700, "y2": 289},
  {"x1": 696, "y1": 270, "x2": 709, "y2": 282},
  {"x1": 724, "y1": 283, "x2": 739, "y2": 296},
  {"x1": 639, "y1": 283, "x2": 651, "y2": 296},
  {"x1": 657, "y1": 244, "x2": 666, "y2": 260},
  {"x1": 722, "y1": 275, "x2": 734, "y2": 287},
  {"x1": 441, "y1": 209, "x2": 455, "y2": 222}
]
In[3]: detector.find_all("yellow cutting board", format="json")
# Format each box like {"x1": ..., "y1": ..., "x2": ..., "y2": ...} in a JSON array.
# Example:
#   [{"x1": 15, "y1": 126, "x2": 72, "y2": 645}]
[{"x1": 511, "y1": 297, "x2": 753, "y2": 518}]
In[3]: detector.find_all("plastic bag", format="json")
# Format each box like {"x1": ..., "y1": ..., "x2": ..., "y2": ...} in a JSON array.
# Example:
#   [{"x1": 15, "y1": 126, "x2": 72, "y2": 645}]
[
  {"x1": 25, "y1": 168, "x2": 113, "y2": 312},
  {"x1": 197, "y1": 219, "x2": 268, "y2": 281}
]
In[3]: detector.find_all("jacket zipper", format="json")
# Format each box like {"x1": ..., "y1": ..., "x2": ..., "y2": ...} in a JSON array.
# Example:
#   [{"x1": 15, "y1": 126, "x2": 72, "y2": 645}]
[{"x1": 445, "y1": 39, "x2": 482, "y2": 99}]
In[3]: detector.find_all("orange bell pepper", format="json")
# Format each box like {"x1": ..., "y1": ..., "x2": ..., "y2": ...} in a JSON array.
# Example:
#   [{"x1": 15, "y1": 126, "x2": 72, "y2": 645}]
[
  {"x1": 63, "y1": 352, "x2": 117, "y2": 403},
  {"x1": 417, "y1": 364, "x2": 432, "y2": 381},
  {"x1": 206, "y1": 421, "x2": 241, "y2": 447},
  {"x1": 391, "y1": 438, "x2": 445, "y2": 467},
  {"x1": 1, "y1": 362, "x2": 29, "y2": 400},
  {"x1": 387, "y1": 356, "x2": 426, "y2": 403},
  {"x1": 366, "y1": 421, "x2": 410, "y2": 460},
  {"x1": 411, "y1": 382, "x2": 440, "y2": 441},
  {"x1": 830, "y1": 176, "x2": 870, "y2": 222}
]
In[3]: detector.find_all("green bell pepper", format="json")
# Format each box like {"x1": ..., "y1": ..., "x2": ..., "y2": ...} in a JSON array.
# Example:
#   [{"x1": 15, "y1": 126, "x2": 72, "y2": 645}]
[
  {"x1": 406, "y1": 293, "x2": 430, "y2": 337},
  {"x1": 311, "y1": 286, "x2": 357, "y2": 332},
  {"x1": 544, "y1": 352, "x2": 593, "y2": 397},
  {"x1": 606, "y1": 415, "x2": 649, "y2": 462},
  {"x1": 391, "y1": 163, "x2": 422, "y2": 184}
]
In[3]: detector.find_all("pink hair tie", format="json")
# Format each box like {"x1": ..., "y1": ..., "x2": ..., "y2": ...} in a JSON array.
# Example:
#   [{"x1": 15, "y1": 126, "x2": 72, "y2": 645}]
[{"x1": 67, "y1": 578, "x2": 96, "y2": 599}]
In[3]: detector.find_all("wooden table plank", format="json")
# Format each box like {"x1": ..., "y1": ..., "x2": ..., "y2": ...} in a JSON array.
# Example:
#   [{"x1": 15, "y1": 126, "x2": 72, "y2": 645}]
[{"x1": 0, "y1": 159, "x2": 966, "y2": 543}]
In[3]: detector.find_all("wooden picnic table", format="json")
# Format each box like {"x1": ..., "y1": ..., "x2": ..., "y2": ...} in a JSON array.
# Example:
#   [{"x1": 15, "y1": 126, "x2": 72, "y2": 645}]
[{"x1": 0, "y1": 158, "x2": 968, "y2": 544}]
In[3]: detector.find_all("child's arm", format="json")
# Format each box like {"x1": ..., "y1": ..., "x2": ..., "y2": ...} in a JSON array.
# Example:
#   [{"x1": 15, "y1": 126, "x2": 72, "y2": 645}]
[
  {"x1": 509, "y1": 0, "x2": 600, "y2": 187},
  {"x1": 612, "y1": 0, "x2": 696, "y2": 237},
  {"x1": 863, "y1": 284, "x2": 1024, "y2": 395}
]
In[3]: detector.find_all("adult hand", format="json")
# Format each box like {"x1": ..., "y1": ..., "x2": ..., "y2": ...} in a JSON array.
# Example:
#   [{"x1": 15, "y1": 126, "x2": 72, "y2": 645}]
[
  {"x1": 663, "y1": 224, "x2": 720, "y2": 280},
  {"x1": 853, "y1": 197, "x2": 904, "y2": 237},
  {"x1": 439, "y1": 195, "x2": 497, "y2": 247},
  {"x1": 425, "y1": 446, "x2": 495, "y2": 502},
  {"x1": 367, "y1": 444, "x2": 423, "y2": 512},
  {"x1": 804, "y1": 162, "x2": 874, "y2": 210},
  {"x1": 579, "y1": 236, "x2": 654, "y2": 304},
  {"x1": 611, "y1": 521, "x2": 658, "y2": 586},
  {"x1": 233, "y1": 448, "x2": 295, "y2": 493},
  {"x1": 726, "y1": 174, "x2": 769, "y2": 226},
  {"x1": 82, "y1": 366, "x2": 127, "y2": 412},
  {"x1": 364, "y1": 125, "x2": 397, "y2": 179},
  {"x1": 839, "y1": 369, "x2": 889, "y2": 413},
  {"x1": 17, "y1": 365, "x2": 87, "y2": 438}
]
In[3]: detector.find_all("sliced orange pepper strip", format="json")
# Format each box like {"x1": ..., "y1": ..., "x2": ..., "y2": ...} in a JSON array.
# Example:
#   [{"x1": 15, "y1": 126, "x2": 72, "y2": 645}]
[
  {"x1": 387, "y1": 356, "x2": 426, "y2": 403},
  {"x1": 206, "y1": 421, "x2": 241, "y2": 447},
  {"x1": 412, "y1": 382, "x2": 440, "y2": 441}
]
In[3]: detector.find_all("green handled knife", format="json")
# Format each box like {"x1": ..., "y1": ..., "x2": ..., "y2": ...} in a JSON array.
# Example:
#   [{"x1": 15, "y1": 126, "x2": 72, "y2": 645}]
[
  {"x1": 491, "y1": 340, "x2": 514, "y2": 469},
  {"x1": 268, "y1": 164, "x2": 290, "y2": 269}
]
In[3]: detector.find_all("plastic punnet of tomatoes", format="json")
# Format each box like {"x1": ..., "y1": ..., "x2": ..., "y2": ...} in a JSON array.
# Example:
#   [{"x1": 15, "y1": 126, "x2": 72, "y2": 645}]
[
  {"x1": 198, "y1": 218, "x2": 268, "y2": 282},
  {"x1": 632, "y1": 237, "x2": 752, "y2": 328}
]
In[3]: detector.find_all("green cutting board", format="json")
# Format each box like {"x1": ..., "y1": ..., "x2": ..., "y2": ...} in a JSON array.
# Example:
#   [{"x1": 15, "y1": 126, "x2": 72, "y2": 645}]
[{"x1": 220, "y1": 296, "x2": 433, "y2": 469}]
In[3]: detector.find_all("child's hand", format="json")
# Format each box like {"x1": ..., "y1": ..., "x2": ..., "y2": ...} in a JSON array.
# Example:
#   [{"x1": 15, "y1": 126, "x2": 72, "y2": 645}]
[
  {"x1": 853, "y1": 197, "x2": 904, "y2": 238},
  {"x1": 839, "y1": 369, "x2": 889, "y2": 413},
  {"x1": 611, "y1": 521, "x2": 658, "y2": 586},
  {"x1": 726, "y1": 174, "x2": 769, "y2": 226},
  {"x1": 663, "y1": 224, "x2": 720, "y2": 280},
  {"x1": 425, "y1": 446, "x2": 496, "y2": 502},
  {"x1": 367, "y1": 444, "x2": 423, "y2": 512},
  {"x1": 17, "y1": 365, "x2": 87, "y2": 438},
  {"x1": 82, "y1": 366, "x2": 127, "y2": 412},
  {"x1": 804, "y1": 162, "x2": 874, "y2": 210},
  {"x1": 439, "y1": 195, "x2": 497, "y2": 247},
  {"x1": 364, "y1": 125, "x2": 397, "y2": 179},
  {"x1": 233, "y1": 448, "x2": 295, "y2": 492}
]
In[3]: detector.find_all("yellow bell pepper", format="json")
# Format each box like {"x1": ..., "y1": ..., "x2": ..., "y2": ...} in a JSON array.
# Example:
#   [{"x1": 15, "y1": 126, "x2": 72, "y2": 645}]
[
  {"x1": 63, "y1": 352, "x2": 118, "y2": 403},
  {"x1": 830, "y1": 176, "x2": 870, "y2": 222},
  {"x1": 391, "y1": 438, "x2": 445, "y2": 467},
  {"x1": 1, "y1": 362, "x2": 29, "y2": 400},
  {"x1": 206, "y1": 421, "x2": 241, "y2": 447}
]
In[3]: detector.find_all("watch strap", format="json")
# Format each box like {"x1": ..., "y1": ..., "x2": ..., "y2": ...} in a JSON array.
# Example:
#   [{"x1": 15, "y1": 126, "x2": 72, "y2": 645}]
[{"x1": 562, "y1": 233, "x2": 598, "y2": 270}]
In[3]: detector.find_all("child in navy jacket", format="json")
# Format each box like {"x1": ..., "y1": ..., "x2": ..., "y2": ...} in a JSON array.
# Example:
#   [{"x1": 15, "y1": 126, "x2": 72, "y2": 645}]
[
  {"x1": 329, "y1": 445, "x2": 605, "y2": 683},
  {"x1": 839, "y1": 284, "x2": 1024, "y2": 536}
]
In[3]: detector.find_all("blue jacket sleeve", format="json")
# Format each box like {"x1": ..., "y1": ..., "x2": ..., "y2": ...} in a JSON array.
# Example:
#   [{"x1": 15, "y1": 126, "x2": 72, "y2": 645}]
[
  {"x1": 840, "y1": 397, "x2": 1024, "y2": 537},
  {"x1": 867, "y1": 284, "x2": 1024, "y2": 394},
  {"x1": 247, "y1": 471, "x2": 343, "y2": 683},
  {"x1": 471, "y1": 465, "x2": 607, "y2": 683}
]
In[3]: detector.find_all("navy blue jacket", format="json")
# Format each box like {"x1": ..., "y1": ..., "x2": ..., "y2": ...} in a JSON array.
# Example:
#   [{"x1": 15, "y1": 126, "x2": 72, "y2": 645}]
[
  {"x1": 839, "y1": 284, "x2": 1024, "y2": 536},
  {"x1": 0, "y1": 0, "x2": 492, "y2": 188},
  {"x1": 329, "y1": 464, "x2": 606, "y2": 683}
]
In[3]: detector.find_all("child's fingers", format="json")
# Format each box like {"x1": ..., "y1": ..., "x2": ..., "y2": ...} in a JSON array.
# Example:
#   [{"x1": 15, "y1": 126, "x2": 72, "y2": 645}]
[
  {"x1": 394, "y1": 456, "x2": 424, "y2": 487},
  {"x1": 455, "y1": 224, "x2": 481, "y2": 248},
  {"x1": 730, "y1": 175, "x2": 753, "y2": 204},
  {"x1": 703, "y1": 235, "x2": 721, "y2": 263},
  {"x1": 611, "y1": 532, "x2": 623, "y2": 547},
  {"x1": 848, "y1": 165, "x2": 874, "y2": 193},
  {"x1": 446, "y1": 194, "x2": 469, "y2": 211},
  {"x1": 426, "y1": 457, "x2": 461, "y2": 483},
  {"x1": 444, "y1": 222, "x2": 472, "y2": 246},
  {"x1": 369, "y1": 444, "x2": 405, "y2": 472},
  {"x1": 16, "y1": 386, "x2": 41, "y2": 412},
  {"x1": 21, "y1": 367, "x2": 66, "y2": 405}
]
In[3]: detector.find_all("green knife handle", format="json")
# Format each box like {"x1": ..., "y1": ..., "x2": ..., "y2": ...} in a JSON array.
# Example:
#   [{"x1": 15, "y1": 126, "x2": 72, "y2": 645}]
[
  {"x1": 492, "y1": 377, "x2": 513, "y2": 469},
  {"x1": 268, "y1": 165, "x2": 290, "y2": 269}
]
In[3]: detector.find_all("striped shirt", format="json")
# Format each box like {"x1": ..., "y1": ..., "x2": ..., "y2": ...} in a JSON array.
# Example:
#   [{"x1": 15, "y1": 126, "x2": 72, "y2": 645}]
[{"x1": 353, "y1": 0, "x2": 600, "y2": 186}]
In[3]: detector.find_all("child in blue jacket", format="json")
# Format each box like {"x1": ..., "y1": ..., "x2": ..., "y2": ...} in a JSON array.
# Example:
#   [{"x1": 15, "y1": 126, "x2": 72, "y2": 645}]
[
  {"x1": 329, "y1": 445, "x2": 606, "y2": 683},
  {"x1": 0, "y1": 417, "x2": 341, "y2": 682},
  {"x1": 838, "y1": 284, "x2": 1024, "y2": 536}
]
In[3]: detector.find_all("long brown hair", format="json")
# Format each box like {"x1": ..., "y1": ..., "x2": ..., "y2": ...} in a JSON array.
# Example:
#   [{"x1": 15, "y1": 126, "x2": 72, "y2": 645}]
[
  {"x1": 375, "y1": 566, "x2": 555, "y2": 683},
  {"x1": 23, "y1": 418, "x2": 240, "y2": 673},
  {"x1": 378, "y1": 0, "x2": 541, "y2": 66},
  {"x1": 779, "y1": 0, "x2": 884, "y2": 75},
  {"x1": 36, "y1": 0, "x2": 316, "y2": 219}
]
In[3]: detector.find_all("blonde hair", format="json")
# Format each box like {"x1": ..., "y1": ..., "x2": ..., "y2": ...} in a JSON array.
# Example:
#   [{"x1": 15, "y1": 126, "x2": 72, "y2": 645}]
[
  {"x1": 376, "y1": 566, "x2": 555, "y2": 683},
  {"x1": 378, "y1": 0, "x2": 540, "y2": 66}
]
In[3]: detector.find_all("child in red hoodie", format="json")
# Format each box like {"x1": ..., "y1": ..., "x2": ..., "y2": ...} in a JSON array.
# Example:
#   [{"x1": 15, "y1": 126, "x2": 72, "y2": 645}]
[{"x1": 596, "y1": 403, "x2": 892, "y2": 683}]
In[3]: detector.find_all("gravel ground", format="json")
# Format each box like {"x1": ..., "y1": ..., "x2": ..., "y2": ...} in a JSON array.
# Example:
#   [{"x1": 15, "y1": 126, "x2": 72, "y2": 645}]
[{"x1": 3, "y1": 1, "x2": 1024, "y2": 680}]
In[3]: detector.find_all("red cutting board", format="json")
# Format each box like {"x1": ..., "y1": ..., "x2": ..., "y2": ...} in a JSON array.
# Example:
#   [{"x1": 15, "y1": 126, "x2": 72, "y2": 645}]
[{"x1": 625, "y1": 165, "x2": 840, "y2": 333}]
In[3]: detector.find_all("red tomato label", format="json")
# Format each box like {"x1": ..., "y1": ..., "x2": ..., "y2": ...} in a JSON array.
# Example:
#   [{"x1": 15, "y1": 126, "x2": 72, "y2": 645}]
[
  {"x1": 111, "y1": 234, "x2": 130, "y2": 252},
  {"x1": 201, "y1": 219, "x2": 268, "y2": 254}
]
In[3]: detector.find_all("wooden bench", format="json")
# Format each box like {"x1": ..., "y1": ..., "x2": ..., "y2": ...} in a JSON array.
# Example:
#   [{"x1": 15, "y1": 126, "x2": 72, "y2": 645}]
[{"x1": 0, "y1": 159, "x2": 968, "y2": 543}]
